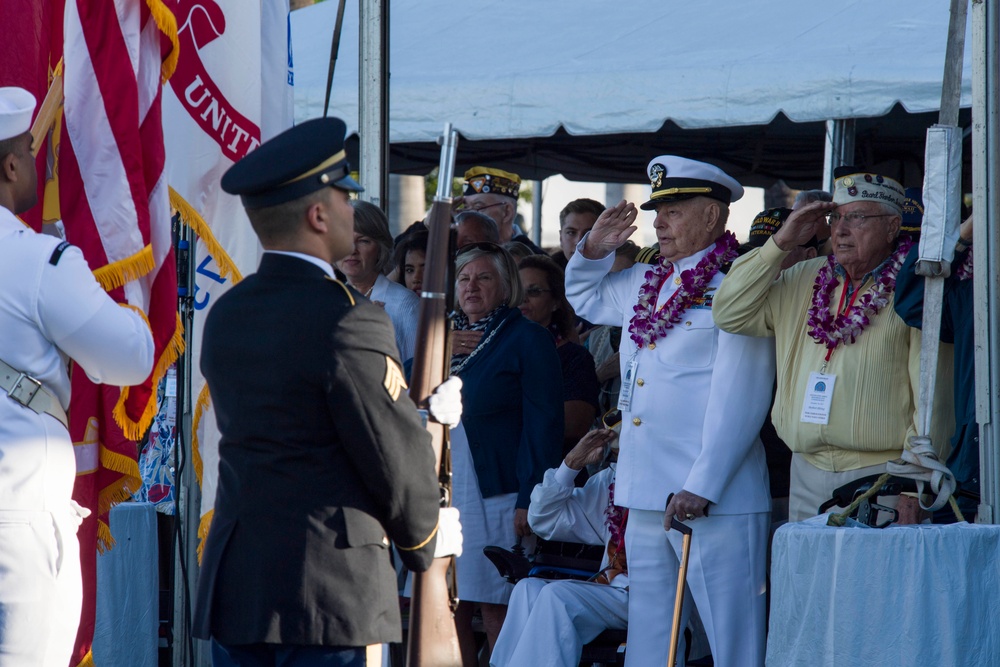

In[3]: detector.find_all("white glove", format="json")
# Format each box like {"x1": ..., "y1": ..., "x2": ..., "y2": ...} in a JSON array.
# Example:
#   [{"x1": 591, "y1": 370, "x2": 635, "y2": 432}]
[
  {"x1": 428, "y1": 376, "x2": 463, "y2": 427},
  {"x1": 433, "y1": 506, "x2": 463, "y2": 558}
]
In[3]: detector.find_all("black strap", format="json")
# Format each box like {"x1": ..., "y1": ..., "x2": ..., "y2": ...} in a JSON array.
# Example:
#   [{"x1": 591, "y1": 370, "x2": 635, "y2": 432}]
[{"x1": 49, "y1": 242, "x2": 70, "y2": 266}]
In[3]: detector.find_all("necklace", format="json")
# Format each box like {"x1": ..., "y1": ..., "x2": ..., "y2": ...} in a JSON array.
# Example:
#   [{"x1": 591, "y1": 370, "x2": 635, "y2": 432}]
[
  {"x1": 628, "y1": 231, "x2": 738, "y2": 349},
  {"x1": 806, "y1": 238, "x2": 913, "y2": 357}
]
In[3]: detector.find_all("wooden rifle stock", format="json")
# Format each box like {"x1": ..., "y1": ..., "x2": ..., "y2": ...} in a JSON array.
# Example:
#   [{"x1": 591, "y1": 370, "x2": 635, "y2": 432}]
[{"x1": 406, "y1": 124, "x2": 461, "y2": 667}]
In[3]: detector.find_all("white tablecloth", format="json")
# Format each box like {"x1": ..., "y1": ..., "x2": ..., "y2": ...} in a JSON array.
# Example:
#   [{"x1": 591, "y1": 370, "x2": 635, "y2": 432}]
[
  {"x1": 767, "y1": 515, "x2": 1000, "y2": 667},
  {"x1": 93, "y1": 502, "x2": 158, "y2": 667}
]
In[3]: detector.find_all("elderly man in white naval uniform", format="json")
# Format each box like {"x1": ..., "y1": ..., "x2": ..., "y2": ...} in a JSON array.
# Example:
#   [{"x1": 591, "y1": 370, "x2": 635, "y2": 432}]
[
  {"x1": 0, "y1": 87, "x2": 155, "y2": 666},
  {"x1": 565, "y1": 156, "x2": 774, "y2": 667}
]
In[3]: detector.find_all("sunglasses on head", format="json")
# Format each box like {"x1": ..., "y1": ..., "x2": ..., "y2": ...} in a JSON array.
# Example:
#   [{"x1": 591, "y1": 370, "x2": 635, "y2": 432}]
[{"x1": 456, "y1": 241, "x2": 505, "y2": 255}]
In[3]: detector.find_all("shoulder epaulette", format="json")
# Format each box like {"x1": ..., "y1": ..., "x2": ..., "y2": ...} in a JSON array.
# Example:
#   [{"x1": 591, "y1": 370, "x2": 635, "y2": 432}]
[
  {"x1": 635, "y1": 245, "x2": 660, "y2": 265},
  {"x1": 324, "y1": 275, "x2": 356, "y2": 306},
  {"x1": 49, "y1": 241, "x2": 71, "y2": 266}
]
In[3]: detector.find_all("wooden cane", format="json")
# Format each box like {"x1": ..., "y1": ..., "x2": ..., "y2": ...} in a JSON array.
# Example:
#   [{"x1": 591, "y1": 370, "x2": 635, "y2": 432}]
[{"x1": 667, "y1": 516, "x2": 693, "y2": 667}]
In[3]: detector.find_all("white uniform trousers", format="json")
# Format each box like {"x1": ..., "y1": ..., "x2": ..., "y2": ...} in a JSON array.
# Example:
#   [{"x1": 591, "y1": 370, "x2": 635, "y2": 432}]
[
  {"x1": 0, "y1": 510, "x2": 83, "y2": 666},
  {"x1": 490, "y1": 578, "x2": 628, "y2": 667},
  {"x1": 624, "y1": 509, "x2": 769, "y2": 667}
]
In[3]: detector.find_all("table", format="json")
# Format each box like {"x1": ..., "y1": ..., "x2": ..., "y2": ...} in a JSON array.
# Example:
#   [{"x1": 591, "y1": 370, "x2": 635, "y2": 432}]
[{"x1": 767, "y1": 515, "x2": 1000, "y2": 666}]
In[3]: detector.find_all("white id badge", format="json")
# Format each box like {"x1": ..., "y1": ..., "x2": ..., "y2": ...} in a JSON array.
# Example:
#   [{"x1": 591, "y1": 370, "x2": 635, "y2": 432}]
[
  {"x1": 618, "y1": 353, "x2": 638, "y2": 412},
  {"x1": 800, "y1": 372, "x2": 836, "y2": 424}
]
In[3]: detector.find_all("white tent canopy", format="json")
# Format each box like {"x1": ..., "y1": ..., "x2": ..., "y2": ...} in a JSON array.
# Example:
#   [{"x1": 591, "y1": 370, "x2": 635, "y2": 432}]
[{"x1": 290, "y1": 0, "x2": 971, "y2": 185}]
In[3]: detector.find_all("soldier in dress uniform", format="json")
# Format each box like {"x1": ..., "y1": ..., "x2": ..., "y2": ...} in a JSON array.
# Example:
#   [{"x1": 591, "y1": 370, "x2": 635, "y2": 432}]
[
  {"x1": 0, "y1": 87, "x2": 155, "y2": 665},
  {"x1": 565, "y1": 156, "x2": 775, "y2": 667},
  {"x1": 192, "y1": 117, "x2": 462, "y2": 667}
]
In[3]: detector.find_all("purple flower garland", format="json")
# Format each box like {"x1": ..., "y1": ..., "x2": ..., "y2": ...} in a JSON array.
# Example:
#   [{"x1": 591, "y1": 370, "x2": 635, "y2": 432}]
[
  {"x1": 605, "y1": 480, "x2": 626, "y2": 548},
  {"x1": 806, "y1": 238, "x2": 914, "y2": 353},
  {"x1": 628, "y1": 231, "x2": 739, "y2": 348},
  {"x1": 956, "y1": 249, "x2": 973, "y2": 281}
]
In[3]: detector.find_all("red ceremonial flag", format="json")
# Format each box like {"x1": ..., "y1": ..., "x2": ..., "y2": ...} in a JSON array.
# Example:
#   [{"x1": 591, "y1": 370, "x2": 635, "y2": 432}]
[{"x1": 59, "y1": 1, "x2": 181, "y2": 664}]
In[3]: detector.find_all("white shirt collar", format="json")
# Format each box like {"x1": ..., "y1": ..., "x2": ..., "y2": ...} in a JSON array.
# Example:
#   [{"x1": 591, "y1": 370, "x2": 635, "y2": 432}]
[{"x1": 264, "y1": 250, "x2": 335, "y2": 278}]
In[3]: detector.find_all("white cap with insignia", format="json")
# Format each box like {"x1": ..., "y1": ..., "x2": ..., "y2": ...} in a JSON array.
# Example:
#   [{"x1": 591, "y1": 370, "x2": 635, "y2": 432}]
[
  {"x1": 640, "y1": 155, "x2": 744, "y2": 211},
  {"x1": 0, "y1": 87, "x2": 37, "y2": 142}
]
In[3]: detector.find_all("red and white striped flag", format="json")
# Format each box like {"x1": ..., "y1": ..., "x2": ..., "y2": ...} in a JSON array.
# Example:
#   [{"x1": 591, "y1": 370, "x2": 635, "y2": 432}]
[{"x1": 59, "y1": 1, "x2": 181, "y2": 664}]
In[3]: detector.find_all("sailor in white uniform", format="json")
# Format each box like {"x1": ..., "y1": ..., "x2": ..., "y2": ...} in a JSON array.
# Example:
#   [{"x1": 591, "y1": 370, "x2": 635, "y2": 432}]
[
  {"x1": 565, "y1": 156, "x2": 774, "y2": 667},
  {"x1": 490, "y1": 429, "x2": 629, "y2": 667},
  {"x1": 0, "y1": 87, "x2": 155, "y2": 666}
]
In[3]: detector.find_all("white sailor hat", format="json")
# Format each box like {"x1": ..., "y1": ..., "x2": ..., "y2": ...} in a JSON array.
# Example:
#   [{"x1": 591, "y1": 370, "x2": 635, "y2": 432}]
[
  {"x1": 640, "y1": 155, "x2": 744, "y2": 210},
  {"x1": 0, "y1": 87, "x2": 37, "y2": 142}
]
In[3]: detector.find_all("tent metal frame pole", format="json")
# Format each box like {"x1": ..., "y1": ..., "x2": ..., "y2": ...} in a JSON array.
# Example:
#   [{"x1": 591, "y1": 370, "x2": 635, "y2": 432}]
[
  {"x1": 972, "y1": 0, "x2": 999, "y2": 524},
  {"x1": 359, "y1": 0, "x2": 389, "y2": 212},
  {"x1": 531, "y1": 179, "x2": 543, "y2": 247},
  {"x1": 822, "y1": 118, "x2": 855, "y2": 192}
]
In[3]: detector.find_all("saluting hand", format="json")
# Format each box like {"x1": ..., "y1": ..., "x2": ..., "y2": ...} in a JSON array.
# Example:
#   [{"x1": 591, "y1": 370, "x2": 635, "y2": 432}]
[
  {"x1": 564, "y1": 429, "x2": 617, "y2": 470},
  {"x1": 773, "y1": 200, "x2": 836, "y2": 251},
  {"x1": 581, "y1": 200, "x2": 639, "y2": 260}
]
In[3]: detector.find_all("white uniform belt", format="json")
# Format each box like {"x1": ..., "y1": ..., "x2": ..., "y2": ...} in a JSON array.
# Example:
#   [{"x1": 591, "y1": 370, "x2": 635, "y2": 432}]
[{"x1": 0, "y1": 358, "x2": 69, "y2": 429}]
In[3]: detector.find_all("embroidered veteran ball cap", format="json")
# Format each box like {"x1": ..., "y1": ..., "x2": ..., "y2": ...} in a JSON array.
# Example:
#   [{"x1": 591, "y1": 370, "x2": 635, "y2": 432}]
[
  {"x1": 463, "y1": 166, "x2": 521, "y2": 199},
  {"x1": 221, "y1": 117, "x2": 362, "y2": 210},
  {"x1": 0, "y1": 87, "x2": 37, "y2": 142},
  {"x1": 640, "y1": 156, "x2": 744, "y2": 211},
  {"x1": 747, "y1": 207, "x2": 792, "y2": 248},
  {"x1": 832, "y1": 166, "x2": 906, "y2": 215},
  {"x1": 900, "y1": 187, "x2": 923, "y2": 239}
]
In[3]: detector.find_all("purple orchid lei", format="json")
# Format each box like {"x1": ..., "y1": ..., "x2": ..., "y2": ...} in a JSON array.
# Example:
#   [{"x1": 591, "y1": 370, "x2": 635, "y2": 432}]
[
  {"x1": 605, "y1": 480, "x2": 626, "y2": 548},
  {"x1": 956, "y1": 249, "x2": 973, "y2": 281},
  {"x1": 806, "y1": 237, "x2": 914, "y2": 352},
  {"x1": 628, "y1": 231, "x2": 739, "y2": 348}
]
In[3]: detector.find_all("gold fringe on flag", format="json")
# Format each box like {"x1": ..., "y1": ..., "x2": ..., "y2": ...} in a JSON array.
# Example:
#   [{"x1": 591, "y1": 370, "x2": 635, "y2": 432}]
[
  {"x1": 169, "y1": 186, "x2": 244, "y2": 283},
  {"x1": 191, "y1": 383, "x2": 211, "y2": 485},
  {"x1": 146, "y1": 0, "x2": 179, "y2": 83},
  {"x1": 197, "y1": 509, "x2": 214, "y2": 564},
  {"x1": 113, "y1": 313, "x2": 186, "y2": 441},
  {"x1": 95, "y1": 442, "x2": 144, "y2": 553},
  {"x1": 75, "y1": 649, "x2": 95, "y2": 667},
  {"x1": 93, "y1": 245, "x2": 155, "y2": 292}
]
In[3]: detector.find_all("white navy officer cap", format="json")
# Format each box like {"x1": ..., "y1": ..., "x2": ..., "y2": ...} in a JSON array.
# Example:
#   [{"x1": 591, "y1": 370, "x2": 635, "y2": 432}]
[
  {"x1": 640, "y1": 155, "x2": 744, "y2": 211},
  {"x1": 222, "y1": 117, "x2": 363, "y2": 210},
  {"x1": 0, "y1": 87, "x2": 37, "y2": 142}
]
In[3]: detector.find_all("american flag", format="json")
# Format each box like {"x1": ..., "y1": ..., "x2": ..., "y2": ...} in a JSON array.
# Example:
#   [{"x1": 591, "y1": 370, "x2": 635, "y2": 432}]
[{"x1": 59, "y1": 1, "x2": 180, "y2": 663}]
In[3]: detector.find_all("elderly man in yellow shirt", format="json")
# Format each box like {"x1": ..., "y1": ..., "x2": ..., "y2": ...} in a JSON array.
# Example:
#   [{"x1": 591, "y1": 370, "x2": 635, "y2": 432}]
[{"x1": 713, "y1": 167, "x2": 953, "y2": 523}]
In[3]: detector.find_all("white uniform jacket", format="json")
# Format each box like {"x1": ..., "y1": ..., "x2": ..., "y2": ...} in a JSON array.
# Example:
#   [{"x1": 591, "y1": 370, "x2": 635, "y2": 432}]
[
  {"x1": 528, "y1": 464, "x2": 626, "y2": 588},
  {"x1": 0, "y1": 208, "x2": 155, "y2": 512},
  {"x1": 565, "y1": 240, "x2": 774, "y2": 514}
]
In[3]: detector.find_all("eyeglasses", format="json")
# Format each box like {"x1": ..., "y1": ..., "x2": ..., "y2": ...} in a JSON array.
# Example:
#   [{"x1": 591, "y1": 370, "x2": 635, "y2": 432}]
[
  {"x1": 524, "y1": 287, "x2": 552, "y2": 298},
  {"x1": 826, "y1": 212, "x2": 894, "y2": 228},
  {"x1": 462, "y1": 202, "x2": 506, "y2": 214}
]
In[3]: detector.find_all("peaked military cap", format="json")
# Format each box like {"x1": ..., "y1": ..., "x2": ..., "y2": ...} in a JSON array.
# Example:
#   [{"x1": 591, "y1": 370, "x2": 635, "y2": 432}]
[
  {"x1": 640, "y1": 155, "x2": 744, "y2": 210},
  {"x1": 222, "y1": 117, "x2": 362, "y2": 210},
  {"x1": 463, "y1": 166, "x2": 520, "y2": 199}
]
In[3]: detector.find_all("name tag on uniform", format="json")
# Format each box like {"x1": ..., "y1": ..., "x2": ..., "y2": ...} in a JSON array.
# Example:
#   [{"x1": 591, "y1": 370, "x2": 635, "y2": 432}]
[
  {"x1": 800, "y1": 372, "x2": 836, "y2": 424},
  {"x1": 618, "y1": 353, "x2": 638, "y2": 412}
]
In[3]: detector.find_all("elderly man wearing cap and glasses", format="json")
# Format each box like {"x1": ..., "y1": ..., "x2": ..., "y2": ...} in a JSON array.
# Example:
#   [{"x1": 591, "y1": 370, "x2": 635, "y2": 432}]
[
  {"x1": 0, "y1": 87, "x2": 154, "y2": 664},
  {"x1": 461, "y1": 166, "x2": 545, "y2": 254},
  {"x1": 713, "y1": 167, "x2": 954, "y2": 526},
  {"x1": 565, "y1": 156, "x2": 775, "y2": 667},
  {"x1": 192, "y1": 117, "x2": 463, "y2": 666}
]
